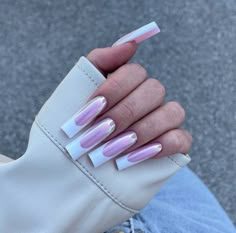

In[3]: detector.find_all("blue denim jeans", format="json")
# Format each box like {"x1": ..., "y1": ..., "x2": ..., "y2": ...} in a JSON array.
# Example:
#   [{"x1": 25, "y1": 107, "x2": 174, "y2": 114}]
[{"x1": 105, "y1": 167, "x2": 236, "y2": 233}]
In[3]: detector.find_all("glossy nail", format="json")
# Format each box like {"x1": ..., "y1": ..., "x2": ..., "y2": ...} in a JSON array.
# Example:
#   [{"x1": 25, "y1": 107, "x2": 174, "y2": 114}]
[
  {"x1": 88, "y1": 131, "x2": 138, "y2": 167},
  {"x1": 66, "y1": 118, "x2": 116, "y2": 160},
  {"x1": 61, "y1": 96, "x2": 107, "y2": 138},
  {"x1": 116, "y1": 143, "x2": 162, "y2": 170},
  {"x1": 112, "y1": 22, "x2": 160, "y2": 47}
]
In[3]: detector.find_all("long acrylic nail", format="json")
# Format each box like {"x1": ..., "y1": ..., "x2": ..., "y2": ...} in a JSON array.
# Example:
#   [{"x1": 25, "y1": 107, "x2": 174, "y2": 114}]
[
  {"x1": 66, "y1": 118, "x2": 116, "y2": 160},
  {"x1": 116, "y1": 143, "x2": 162, "y2": 170},
  {"x1": 88, "y1": 131, "x2": 137, "y2": 167},
  {"x1": 112, "y1": 22, "x2": 160, "y2": 47},
  {"x1": 61, "y1": 96, "x2": 107, "y2": 138}
]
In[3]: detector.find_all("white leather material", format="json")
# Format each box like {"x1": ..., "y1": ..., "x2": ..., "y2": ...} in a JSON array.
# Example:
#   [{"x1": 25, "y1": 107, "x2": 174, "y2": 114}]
[{"x1": 0, "y1": 57, "x2": 191, "y2": 233}]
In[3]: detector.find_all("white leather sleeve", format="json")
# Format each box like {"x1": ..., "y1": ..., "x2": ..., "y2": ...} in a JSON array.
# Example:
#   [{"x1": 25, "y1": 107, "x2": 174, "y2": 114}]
[{"x1": 0, "y1": 57, "x2": 191, "y2": 233}]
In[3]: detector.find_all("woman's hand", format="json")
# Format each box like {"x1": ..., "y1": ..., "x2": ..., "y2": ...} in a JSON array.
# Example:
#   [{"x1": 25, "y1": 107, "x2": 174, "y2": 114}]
[
  {"x1": 62, "y1": 42, "x2": 192, "y2": 170},
  {"x1": 0, "y1": 39, "x2": 192, "y2": 233}
]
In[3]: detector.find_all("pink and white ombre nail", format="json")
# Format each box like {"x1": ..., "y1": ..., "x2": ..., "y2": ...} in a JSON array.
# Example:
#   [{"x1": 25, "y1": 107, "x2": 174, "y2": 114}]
[
  {"x1": 116, "y1": 143, "x2": 162, "y2": 171},
  {"x1": 112, "y1": 22, "x2": 160, "y2": 47},
  {"x1": 88, "y1": 131, "x2": 137, "y2": 167},
  {"x1": 61, "y1": 96, "x2": 107, "y2": 138},
  {"x1": 65, "y1": 118, "x2": 115, "y2": 160}
]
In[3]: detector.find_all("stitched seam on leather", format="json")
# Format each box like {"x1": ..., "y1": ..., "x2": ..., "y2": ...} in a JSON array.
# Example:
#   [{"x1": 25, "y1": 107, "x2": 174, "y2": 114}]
[
  {"x1": 73, "y1": 161, "x2": 139, "y2": 214},
  {"x1": 35, "y1": 119, "x2": 67, "y2": 152},
  {"x1": 78, "y1": 66, "x2": 100, "y2": 87},
  {"x1": 34, "y1": 118, "x2": 138, "y2": 214}
]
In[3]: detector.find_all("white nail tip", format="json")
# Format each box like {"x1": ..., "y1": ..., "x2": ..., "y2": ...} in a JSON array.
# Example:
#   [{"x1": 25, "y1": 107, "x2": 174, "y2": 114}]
[
  {"x1": 65, "y1": 142, "x2": 86, "y2": 161},
  {"x1": 112, "y1": 21, "x2": 160, "y2": 47},
  {"x1": 116, "y1": 156, "x2": 129, "y2": 171},
  {"x1": 88, "y1": 147, "x2": 107, "y2": 168},
  {"x1": 61, "y1": 121, "x2": 81, "y2": 138}
]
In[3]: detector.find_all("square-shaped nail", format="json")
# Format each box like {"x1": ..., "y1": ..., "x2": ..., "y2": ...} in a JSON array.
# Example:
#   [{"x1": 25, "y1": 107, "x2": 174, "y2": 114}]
[
  {"x1": 88, "y1": 131, "x2": 137, "y2": 167},
  {"x1": 112, "y1": 21, "x2": 160, "y2": 47},
  {"x1": 61, "y1": 96, "x2": 107, "y2": 138},
  {"x1": 116, "y1": 143, "x2": 162, "y2": 170},
  {"x1": 65, "y1": 118, "x2": 116, "y2": 160}
]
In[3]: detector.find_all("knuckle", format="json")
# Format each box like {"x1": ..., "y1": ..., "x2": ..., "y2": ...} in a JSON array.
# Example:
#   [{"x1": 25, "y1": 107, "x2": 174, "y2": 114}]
[
  {"x1": 109, "y1": 77, "x2": 123, "y2": 92},
  {"x1": 119, "y1": 101, "x2": 136, "y2": 120},
  {"x1": 167, "y1": 101, "x2": 186, "y2": 122}
]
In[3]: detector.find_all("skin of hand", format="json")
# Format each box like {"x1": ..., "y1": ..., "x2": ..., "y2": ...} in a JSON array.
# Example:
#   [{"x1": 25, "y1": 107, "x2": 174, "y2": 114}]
[
  {"x1": 0, "y1": 42, "x2": 192, "y2": 165},
  {"x1": 86, "y1": 41, "x2": 192, "y2": 159}
]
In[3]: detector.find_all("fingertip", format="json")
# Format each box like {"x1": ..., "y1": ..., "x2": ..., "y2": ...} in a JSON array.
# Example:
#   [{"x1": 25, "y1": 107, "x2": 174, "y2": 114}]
[{"x1": 87, "y1": 41, "x2": 137, "y2": 75}]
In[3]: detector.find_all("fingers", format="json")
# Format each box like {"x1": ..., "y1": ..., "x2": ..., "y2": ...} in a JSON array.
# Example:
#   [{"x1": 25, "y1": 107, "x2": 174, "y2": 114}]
[
  {"x1": 115, "y1": 129, "x2": 192, "y2": 170},
  {"x1": 87, "y1": 63, "x2": 147, "y2": 109},
  {"x1": 87, "y1": 42, "x2": 137, "y2": 75},
  {"x1": 124, "y1": 101, "x2": 186, "y2": 152},
  {"x1": 61, "y1": 63, "x2": 147, "y2": 138},
  {"x1": 62, "y1": 45, "x2": 192, "y2": 168},
  {"x1": 88, "y1": 101, "x2": 189, "y2": 169},
  {"x1": 87, "y1": 21, "x2": 160, "y2": 74},
  {"x1": 95, "y1": 78, "x2": 166, "y2": 140}
]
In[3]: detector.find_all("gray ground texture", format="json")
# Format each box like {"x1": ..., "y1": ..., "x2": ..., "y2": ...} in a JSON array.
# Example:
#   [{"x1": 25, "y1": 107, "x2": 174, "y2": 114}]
[{"x1": 0, "y1": 0, "x2": 235, "y2": 226}]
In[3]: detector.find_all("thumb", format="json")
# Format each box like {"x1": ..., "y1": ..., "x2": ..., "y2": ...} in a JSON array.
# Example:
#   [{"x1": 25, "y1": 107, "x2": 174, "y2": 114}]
[{"x1": 86, "y1": 41, "x2": 137, "y2": 75}]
